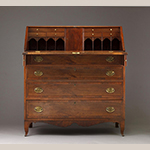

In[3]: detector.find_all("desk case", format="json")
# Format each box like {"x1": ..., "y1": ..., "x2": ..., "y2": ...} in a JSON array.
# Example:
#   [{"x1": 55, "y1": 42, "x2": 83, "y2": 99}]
[{"x1": 23, "y1": 26, "x2": 127, "y2": 136}]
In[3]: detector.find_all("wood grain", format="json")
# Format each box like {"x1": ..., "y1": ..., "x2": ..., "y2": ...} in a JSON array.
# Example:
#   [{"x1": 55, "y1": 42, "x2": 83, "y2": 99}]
[
  {"x1": 26, "y1": 81, "x2": 123, "y2": 99},
  {"x1": 27, "y1": 55, "x2": 124, "y2": 65},
  {"x1": 23, "y1": 26, "x2": 127, "y2": 136},
  {"x1": 26, "y1": 100, "x2": 123, "y2": 119},
  {"x1": 66, "y1": 28, "x2": 83, "y2": 51},
  {"x1": 27, "y1": 65, "x2": 123, "y2": 80}
]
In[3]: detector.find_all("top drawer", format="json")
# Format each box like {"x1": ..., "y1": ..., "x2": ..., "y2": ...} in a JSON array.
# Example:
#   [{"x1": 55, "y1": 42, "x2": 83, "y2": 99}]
[
  {"x1": 26, "y1": 55, "x2": 124, "y2": 65},
  {"x1": 28, "y1": 27, "x2": 65, "y2": 32}
]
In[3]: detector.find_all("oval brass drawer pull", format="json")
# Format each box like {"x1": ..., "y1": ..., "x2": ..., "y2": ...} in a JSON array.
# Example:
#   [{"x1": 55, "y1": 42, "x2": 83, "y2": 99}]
[
  {"x1": 34, "y1": 70, "x2": 43, "y2": 76},
  {"x1": 34, "y1": 87, "x2": 43, "y2": 94},
  {"x1": 106, "y1": 107, "x2": 115, "y2": 113},
  {"x1": 106, "y1": 70, "x2": 115, "y2": 76},
  {"x1": 34, "y1": 56, "x2": 43, "y2": 62},
  {"x1": 34, "y1": 106, "x2": 43, "y2": 113},
  {"x1": 106, "y1": 56, "x2": 115, "y2": 63},
  {"x1": 106, "y1": 87, "x2": 115, "y2": 94}
]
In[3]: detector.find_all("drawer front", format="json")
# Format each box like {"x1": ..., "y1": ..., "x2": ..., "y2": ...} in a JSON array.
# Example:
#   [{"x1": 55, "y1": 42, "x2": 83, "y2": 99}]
[
  {"x1": 27, "y1": 55, "x2": 124, "y2": 65},
  {"x1": 84, "y1": 28, "x2": 120, "y2": 33},
  {"x1": 26, "y1": 82, "x2": 123, "y2": 98},
  {"x1": 28, "y1": 32, "x2": 47, "y2": 37},
  {"x1": 47, "y1": 32, "x2": 65, "y2": 37},
  {"x1": 103, "y1": 32, "x2": 120, "y2": 38},
  {"x1": 27, "y1": 65, "x2": 123, "y2": 80},
  {"x1": 26, "y1": 100, "x2": 123, "y2": 119},
  {"x1": 28, "y1": 28, "x2": 65, "y2": 32}
]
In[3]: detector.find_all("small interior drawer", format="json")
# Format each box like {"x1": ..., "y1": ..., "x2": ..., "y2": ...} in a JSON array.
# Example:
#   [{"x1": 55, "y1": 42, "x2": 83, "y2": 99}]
[
  {"x1": 28, "y1": 27, "x2": 65, "y2": 32},
  {"x1": 28, "y1": 32, "x2": 47, "y2": 37},
  {"x1": 47, "y1": 32, "x2": 65, "y2": 37}
]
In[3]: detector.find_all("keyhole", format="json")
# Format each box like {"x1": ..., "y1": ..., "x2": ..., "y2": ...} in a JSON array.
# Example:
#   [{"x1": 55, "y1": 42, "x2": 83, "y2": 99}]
[
  {"x1": 74, "y1": 102, "x2": 76, "y2": 104},
  {"x1": 74, "y1": 84, "x2": 76, "y2": 86}
]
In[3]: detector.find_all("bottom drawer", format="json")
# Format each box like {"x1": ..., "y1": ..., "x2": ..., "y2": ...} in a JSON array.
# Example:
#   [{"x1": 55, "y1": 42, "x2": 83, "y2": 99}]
[{"x1": 26, "y1": 100, "x2": 123, "y2": 119}]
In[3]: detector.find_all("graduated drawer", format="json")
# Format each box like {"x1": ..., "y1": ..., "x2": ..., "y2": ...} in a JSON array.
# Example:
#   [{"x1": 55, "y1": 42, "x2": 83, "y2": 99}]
[
  {"x1": 26, "y1": 55, "x2": 124, "y2": 65},
  {"x1": 26, "y1": 100, "x2": 123, "y2": 119},
  {"x1": 27, "y1": 65, "x2": 123, "y2": 80},
  {"x1": 26, "y1": 81, "x2": 123, "y2": 99}
]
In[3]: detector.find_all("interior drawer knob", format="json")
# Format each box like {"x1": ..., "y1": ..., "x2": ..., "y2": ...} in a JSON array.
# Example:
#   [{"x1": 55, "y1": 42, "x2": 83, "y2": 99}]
[
  {"x1": 106, "y1": 87, "x2": 115, "y2": 94},
  {"x1": 106, "y1": 56, "x2": 115, "y2": 63},
  {"x1": 106, "y1": 107, "x2": 115, "y2": 113},
  {"x1": 34, "y1": 70, "x2": 43, "y2": 76},
  {"x1": 34, "y1": 106, "x2": 43, "y2": 113},
  {"x1": 34, "y1": 56, "x2": 43, "y2": 62},
  {"x1": 34, "y1": 87, "x2": 43, "y2": 94},
  {"x1": 106, "y1": 70, "x2": 115, "y2": 76}
]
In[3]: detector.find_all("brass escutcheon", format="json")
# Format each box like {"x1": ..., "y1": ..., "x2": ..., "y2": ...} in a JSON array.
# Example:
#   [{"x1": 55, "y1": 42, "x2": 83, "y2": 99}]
[
  {"x1": 34, "y1": 87, "x2": 43, "y2": 94},
  {"x1": 34, "y1": 70, "x2": 43, "y2": 77},
  {"x1": 106, "y1": 70, "x2": 115, "y2": 76},
  {"x1": 106, "y1": 56, "x2": 115, "y2": 63},
  {"x1": 72, "y1": 52, "x2": 80, "y2": 54},
  {"x1": 34, "y1": 56, "x2": 43, "y2": 62},
  {"x1": 106, "y1": 87, "x2": 115, "y2": 94},
  {"x1": 106, "y1": 107, "x2": 115, "y2": 113},
  {"x1": 34, "y1": 106, "x2": 43, "y2": 113}
]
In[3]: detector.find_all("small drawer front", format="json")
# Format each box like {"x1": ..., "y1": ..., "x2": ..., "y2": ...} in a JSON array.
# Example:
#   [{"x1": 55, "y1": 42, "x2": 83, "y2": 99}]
[
  {"x1": 47, "y1": 32, "x2": 65, "y2": 37},
  {"x1": 28, "y1": 28, "x2": 49, "y2": 32},
  {"x1": 26, "y1": 82, "x2": 123, "y2": 99},
  {"x1": 27, "y1": 55, "x2": 124, "y2": 65},
  {"x1": 27, "y1": 65, "x2": 123, "y2": 80},
  {"x1": 28, "y1": 32, "x2": 47, "y2": 37},
  {"x1": 28, "y1": 27, "x2": 65, "y2": 32},
  {"x1": 84, "y1": 32, "x2": 102, "y2": 38},
  {"x1": 26, "y1": 100, "x2": 122, "y2": 119},
  {"x1": 84, "y1": 32, "x2": 93, "y2": 37},
  {"x1": 103, "y1": 32, "x2": 120, "y2": 38},
  {"x1": 84, "y1": 28, "x2": 120, "y2": 33}
]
